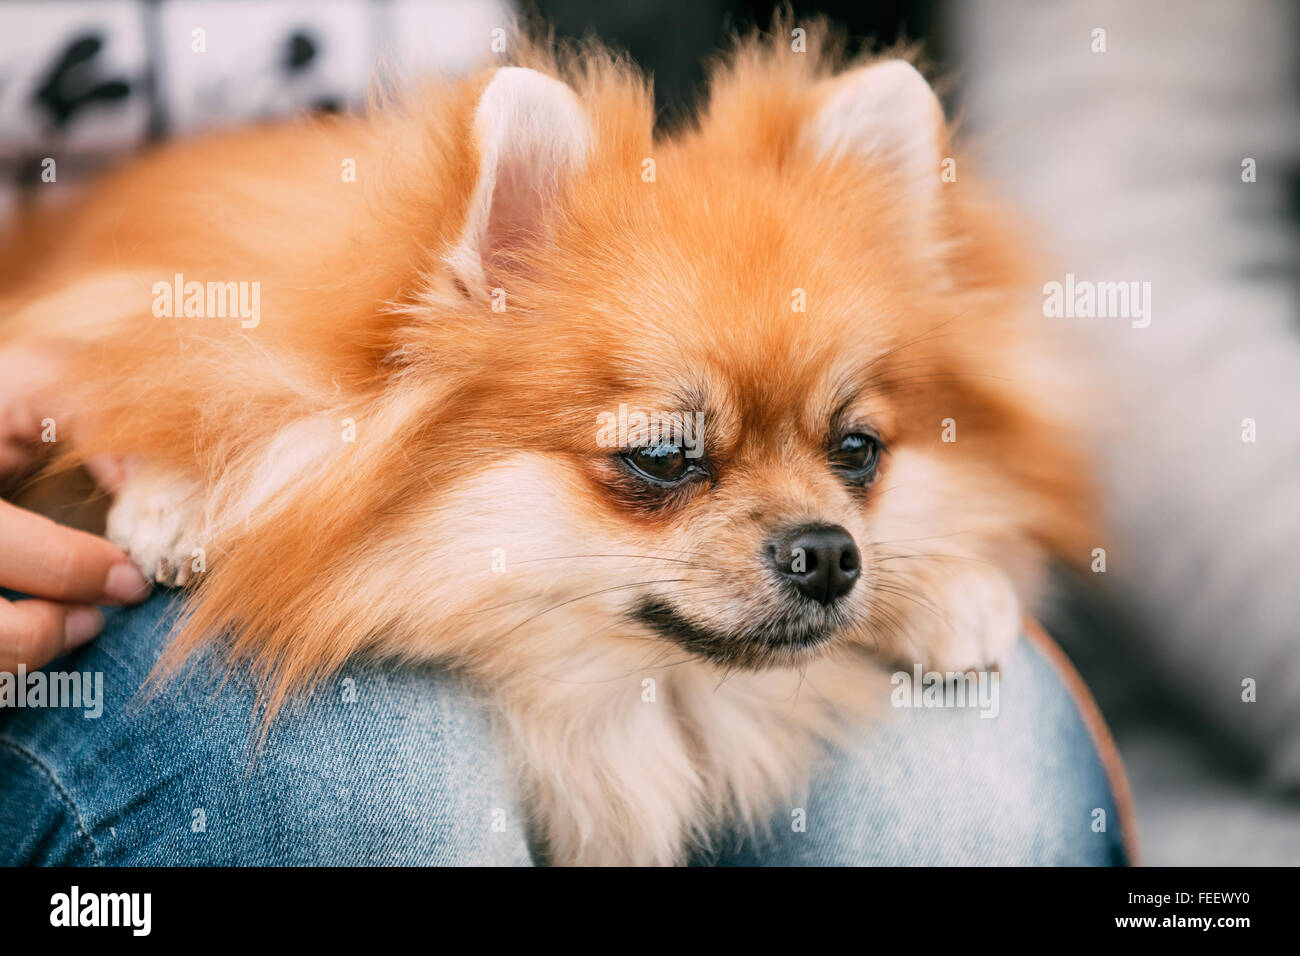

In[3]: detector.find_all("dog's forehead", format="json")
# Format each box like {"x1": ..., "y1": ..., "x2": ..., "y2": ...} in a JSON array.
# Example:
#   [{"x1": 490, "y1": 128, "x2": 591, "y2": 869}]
[
  {"x1": 549, "y1": 167, "x2": 917, "y2": 427},
  {"x1": 605, "y1": 318, "x2": 892, "y2": 444},
  {"x1": 608, "y1": 261, "x2": 898, "y2": 387}
]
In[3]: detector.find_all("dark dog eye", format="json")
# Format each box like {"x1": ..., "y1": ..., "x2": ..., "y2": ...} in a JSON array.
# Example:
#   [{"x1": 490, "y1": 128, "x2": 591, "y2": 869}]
[
  {"x1": 622, "y1": 443, "x2": 693, "y2": 485},
  {"x1": 830, "y1": 432, "x2": 882, "y2": 484}
]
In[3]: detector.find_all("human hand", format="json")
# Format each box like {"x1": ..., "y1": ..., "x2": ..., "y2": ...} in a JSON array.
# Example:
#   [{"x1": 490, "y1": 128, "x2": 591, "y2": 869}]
[{"x1": 0, "y1": 345, "x2": 146, "y2": 673}]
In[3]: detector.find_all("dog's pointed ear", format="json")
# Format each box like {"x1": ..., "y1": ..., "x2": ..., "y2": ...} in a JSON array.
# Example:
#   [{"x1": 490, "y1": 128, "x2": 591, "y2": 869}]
[
  {"x1": 447, "y1": 67, "x2": 591, "y2": 296},
  {"x1": 802, "y1": 60, "x2": 945, "y2": 214}
]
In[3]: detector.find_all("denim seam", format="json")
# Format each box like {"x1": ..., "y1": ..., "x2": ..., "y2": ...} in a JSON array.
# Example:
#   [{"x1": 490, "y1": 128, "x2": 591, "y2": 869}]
[{"x1": 0, "y1": 736, "x2": 102, "y2": 866}]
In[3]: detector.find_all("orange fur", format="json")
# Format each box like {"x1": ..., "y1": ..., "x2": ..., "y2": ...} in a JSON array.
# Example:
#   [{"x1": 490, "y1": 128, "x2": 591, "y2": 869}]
[{"x1": 0, "y1": 22, "x2": 1093, "y2": 864}]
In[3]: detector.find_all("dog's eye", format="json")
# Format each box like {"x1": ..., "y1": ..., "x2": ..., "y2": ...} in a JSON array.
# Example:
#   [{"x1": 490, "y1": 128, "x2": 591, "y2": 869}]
[
  {"x1": 622, "y1": 443, "x2": 694, "y2": 485},
  {"x1": 830, "y1": 432, "x2": 882, "y2": 484}
]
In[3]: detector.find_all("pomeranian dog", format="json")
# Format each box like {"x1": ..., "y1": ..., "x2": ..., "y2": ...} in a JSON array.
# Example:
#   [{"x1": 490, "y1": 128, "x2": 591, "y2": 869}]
[{"x1": 0, "y1": 24, "x2": 1091, "y2": 865}]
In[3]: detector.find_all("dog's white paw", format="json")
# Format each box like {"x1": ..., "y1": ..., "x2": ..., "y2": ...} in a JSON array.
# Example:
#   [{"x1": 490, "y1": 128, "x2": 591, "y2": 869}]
[
  {"x1": 907, "y1": 567, "x2": 1022, "y2": 672},
  {"x1": 106, "y1": 466, "x2": 206, "y2": 588}
]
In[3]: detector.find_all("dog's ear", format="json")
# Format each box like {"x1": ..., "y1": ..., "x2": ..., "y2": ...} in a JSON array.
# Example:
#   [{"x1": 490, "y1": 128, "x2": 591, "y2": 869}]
[
  {"x1": 447, "y1": 67, "x2": 591, "y2": 296},
  {"x1": 802, "y1": 60, "x2": 945, "y2": 216}
]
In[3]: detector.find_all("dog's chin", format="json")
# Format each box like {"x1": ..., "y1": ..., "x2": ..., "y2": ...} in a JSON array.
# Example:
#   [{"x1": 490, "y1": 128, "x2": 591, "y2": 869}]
[{"x1": 631, "y1": 597, "x2": 840, "y2": 669}]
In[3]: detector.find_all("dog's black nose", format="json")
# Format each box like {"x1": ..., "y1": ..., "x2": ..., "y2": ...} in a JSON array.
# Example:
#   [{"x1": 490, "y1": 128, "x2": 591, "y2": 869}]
[{"x1": 767, "y1": 524, "x2": 861, "y2": 606}]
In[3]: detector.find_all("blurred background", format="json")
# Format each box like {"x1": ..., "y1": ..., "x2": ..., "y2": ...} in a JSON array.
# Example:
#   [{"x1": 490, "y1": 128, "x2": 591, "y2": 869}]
[{"x1": 1, "y1": 0, "x2": 1297, "y2": 864}]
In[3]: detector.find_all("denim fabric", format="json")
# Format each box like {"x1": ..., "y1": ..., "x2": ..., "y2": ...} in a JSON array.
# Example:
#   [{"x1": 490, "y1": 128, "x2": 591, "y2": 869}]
[
  {"x1": 705, "y1": 647, "x2": 1127, "y2": 866},
  {"x1": 0, "y1": 593, "x2": 1126, "y2": 865}
]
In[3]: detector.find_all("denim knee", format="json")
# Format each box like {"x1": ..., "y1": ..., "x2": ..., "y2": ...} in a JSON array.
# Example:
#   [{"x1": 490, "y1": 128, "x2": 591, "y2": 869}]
[
  {"x1": 0, "y1": 593, "x2": 533, "y2": 866},
  {"x1": 706, "y1": 635, "x2": 1130, "y2": 865}
]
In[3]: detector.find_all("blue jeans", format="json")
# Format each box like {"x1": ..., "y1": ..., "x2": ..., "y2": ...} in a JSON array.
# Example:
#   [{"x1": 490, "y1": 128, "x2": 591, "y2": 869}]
[{"x1": 0, "y1": 594, "x2": 1130, "y2": 865}]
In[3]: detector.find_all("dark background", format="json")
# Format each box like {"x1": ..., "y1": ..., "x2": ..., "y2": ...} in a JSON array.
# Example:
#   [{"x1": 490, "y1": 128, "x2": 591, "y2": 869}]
[{"x1": 536, "y1": 0, "x2": 944, "y2": 120}]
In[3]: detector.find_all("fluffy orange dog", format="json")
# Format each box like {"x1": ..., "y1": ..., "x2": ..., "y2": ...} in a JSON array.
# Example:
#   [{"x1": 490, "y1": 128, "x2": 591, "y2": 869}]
[{"x1": 0, "y1": 26, "x2": 1090, "y2": 865}]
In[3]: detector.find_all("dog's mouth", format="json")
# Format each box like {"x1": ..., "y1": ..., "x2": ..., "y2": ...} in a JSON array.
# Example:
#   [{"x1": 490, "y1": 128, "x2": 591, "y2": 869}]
[{"x1": 631, "y1": 597, "x2": 839, "y2": 668}]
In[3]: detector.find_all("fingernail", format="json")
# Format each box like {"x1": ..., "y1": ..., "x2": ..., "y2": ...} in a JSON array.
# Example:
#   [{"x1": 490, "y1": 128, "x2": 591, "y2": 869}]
[
  {"x1": 105, "y1": 561, "x2": 151, "y2": 603},
  {"x1": 64, "y1": 606, "x2": 104, "y2": 649}
]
